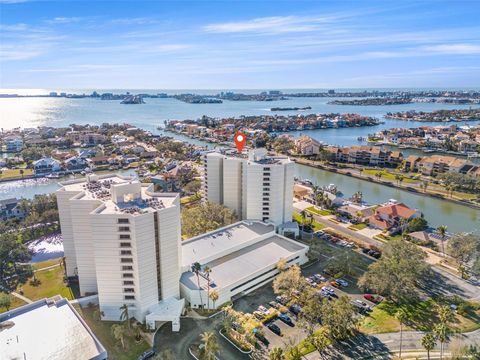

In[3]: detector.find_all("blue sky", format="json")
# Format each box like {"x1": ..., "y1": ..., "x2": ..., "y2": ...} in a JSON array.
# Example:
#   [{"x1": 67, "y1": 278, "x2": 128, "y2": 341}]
[{"x1": 1, "y1": 0, "x2": 480, "y2": 89}]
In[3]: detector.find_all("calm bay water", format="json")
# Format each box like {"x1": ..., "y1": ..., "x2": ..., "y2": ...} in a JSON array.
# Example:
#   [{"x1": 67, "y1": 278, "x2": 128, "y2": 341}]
[{"x1": 1, "y1": 90, "x2": 479, "y2": 233}]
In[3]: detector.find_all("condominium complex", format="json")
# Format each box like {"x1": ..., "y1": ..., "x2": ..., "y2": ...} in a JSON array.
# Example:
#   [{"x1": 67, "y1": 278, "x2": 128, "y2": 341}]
[
  {"x1": 57, "y1": 174, "x2": 182, "y2": 324},
  {"x1": 203, "y1": 148, "x2": 294, "y2": 226}
]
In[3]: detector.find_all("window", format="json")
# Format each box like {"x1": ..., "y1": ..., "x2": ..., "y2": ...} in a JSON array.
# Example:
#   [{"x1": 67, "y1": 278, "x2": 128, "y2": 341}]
[
  {"x1": 119, "y1": 226, "x2": 130, "y2": 232},
  {"x1": 122, "y1": 266, "x2": 133, "y2": 271},
  {"x1": 122, "y1": 273, "x2": 133, "y2": 278},
  {"x1": 121, "y1": 250, "x2": 132, "y2": 256},
  {"x1": 118, "y1": 218, "x2": 129, "y2": 224},
  {"x1": 121, "y1": 258, "x2": 133, "y2": 263},
  {"x1": 124, "y1": 288, "x2": 135, "y2": 293},
  {"x1": 124, "y1": 295, "x2": 135, "y2": 300},
  {"x1": 123, "y1": 280, "x2": 134, "y2": 285},
  {"x1": 119, "y1": 234, "x2": 130, "y2": 240},
  {"x1": 120, "y1": 242, "x2": 131, "y2": 248}
]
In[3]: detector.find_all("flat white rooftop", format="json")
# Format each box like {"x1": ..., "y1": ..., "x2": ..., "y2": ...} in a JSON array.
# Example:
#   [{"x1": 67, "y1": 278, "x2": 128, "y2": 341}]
[
  {"x1": 0, "y1": 297, "x2": 107, "y2": 360},
  {"x1": 181, "y1": 221, "x2": 274, "y2": 268},
  {"x1": 181, "y1": 234, "x2": 307, "y2": 291}
]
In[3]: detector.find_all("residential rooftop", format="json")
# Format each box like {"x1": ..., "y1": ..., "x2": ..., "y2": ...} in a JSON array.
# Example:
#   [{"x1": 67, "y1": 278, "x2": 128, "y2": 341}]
[
  {"x1": 59, "y1": 174, "x2": 178, "y2": 215},
  {"x1": 0, "y1": 296, "x2": 107, "y2": 360}
]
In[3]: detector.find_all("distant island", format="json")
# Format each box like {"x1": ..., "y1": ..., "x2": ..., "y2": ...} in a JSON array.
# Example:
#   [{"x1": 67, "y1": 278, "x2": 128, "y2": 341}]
[
  {"x1": 328, "y1": 98, "x2": 413, "y2": 106},
  {"x1": 385, "y1": 109, "x2": 480, "y2": 122},
  {"x1": 270, "y1": 106, "x2": 312, "y2": 111},
  {"x1": 121, "y1": 95, "x2": 145, "y2": 104}
]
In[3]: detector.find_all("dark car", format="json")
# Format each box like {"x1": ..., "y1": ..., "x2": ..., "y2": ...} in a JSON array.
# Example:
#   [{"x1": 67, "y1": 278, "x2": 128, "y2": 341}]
[
  {"x1": 267, "y1": 323, "x2": 282, "y2": 336},
  {"x1": 254, "y1": 331, "x2": 270, "y2": 346},
  {"x1": 278, "y1": 313, "x2": 294, "y2": 326},
  {"x1": 289, "y1": 304, "x2": 302, "y2": 315},
  {"x1": 137, "y1": 349, "x2": 156, "y2": 360},
  {"x1": 362, "y1": 248, "x2": 371, "y2": 254}
]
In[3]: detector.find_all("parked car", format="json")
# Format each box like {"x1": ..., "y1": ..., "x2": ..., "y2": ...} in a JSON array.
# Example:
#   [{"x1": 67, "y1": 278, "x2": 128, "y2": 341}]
[
  {"x1": 253, "y1": 311, "x2": 265, "y2": 320},
  {"x1": 314, "y1": 230, "x2": 325, "y2": 237},
  {"x1": 137, "y1": 349, "x2": 156, "y2": 360},
  {"x1": 254, "y1": 330, "x2": 270, "y2": 346},
  {"x1": 289, "y1": 304, "x2": 302, "y2": 315},
  {"x1": 330, "y1": 280, "x2": 340, "y2": 288},
  {"x1": 276, "y1": 295, "x2": 288, "y2": 305},
  {"x1": 351, "y1": 300, "x2": 372, "y2": 314},
  {"x1": 269, "y1": 301, "x2": 280, "y2": 309},
  {"x1": 278, "y1": 313, "x2": 294, "y2": 327},
  {"x1": 364, "y1": 294, "x2": 383, "y2": 304},
  {"x1": 335, "y1": 278, "x2": 349, "y2": 287},
  {"x1": 313, "y1": 273, "x2": 326, "y2": 282},
  {"x1": 258, "y1": 305, "x2": 269, "y2": 314},
  {"x1": 267, "y1": 323, "x2": 282, "y2": 336}
]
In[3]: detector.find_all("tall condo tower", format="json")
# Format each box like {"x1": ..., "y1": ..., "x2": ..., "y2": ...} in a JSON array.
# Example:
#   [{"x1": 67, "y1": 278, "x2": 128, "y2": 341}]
[{"x1": 203, "y1": 148, "x2": 294, "y2": 226}]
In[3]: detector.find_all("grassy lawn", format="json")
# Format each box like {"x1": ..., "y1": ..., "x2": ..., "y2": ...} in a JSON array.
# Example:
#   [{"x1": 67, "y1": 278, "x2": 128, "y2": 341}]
[
  {"x1": 17, "y1": 265, "x2": 78, "y2": 302},
  {"x1": 0, "y1": 294, "x2": 27, "y2": 314},
  {"x1": 306, "y1": 206, "x2": 332, "y2": 216},
  {"x1": 0, "y1": 168, "x2": 34, "y2": 180},
  {"x1": 74, "y1": 305, "x2": 150, "y2": 360},
  {"x1": 361, "y1": 169, "x2": 416, "y2": 183},
  {"x1": 348, "y1": 223, "x2": 368, "y2": 231},
  {"x1": 360, "y1": 300, "x2": 480, "y2": 334},
  {"x1": 292, "y1": 212, "x2": 325, "y2": 231},
  {"x1": 180, "y1": 193, "x2": 202, "y2": 205}
]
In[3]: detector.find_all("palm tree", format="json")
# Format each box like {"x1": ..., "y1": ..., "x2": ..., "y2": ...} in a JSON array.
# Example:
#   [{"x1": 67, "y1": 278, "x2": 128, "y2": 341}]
[
  {"x1": 209, "y1": 290, "x2": 219, "y2": 309},
  {"x1": 437, "y1": 225, "x2": 447, "y2": 257},
  {"x1": 375, "y1": 171, "x2": 383, "y2": 180},
  {"x1": 445, "y1": 184, "x2": 454, "y2": 198},
  {"x1": 269, "y1": 347, "x2": 285, "y2": 360},
  {"x1": 422, "y1": 332, "x2": 437, "y2": 360},
  {"x1": 19, "y1": 169, "x2": 24, "y2": 179},
  {"x1": 422, "y1": 180, "x2": 429, "y2": 193},
  {"x1": 199, "y1": 331, "x2": 219, "y2": 360},
  {"x1": 119, "y1": 304, "x2": 131, "y2": 330},
  {"x1": 204, "y1": 265, "x2": 211, "y2": 309},
  {"x1": 111, "y1": 324, "x2": 126, "y2": 349},
  {"x1": 299, "y1": 210, "x2": 307, "y2": 230},
  {"x1": 191, "y1": 262, "x2": 204, "y2": 308},
  {"x1": 395, "y1": 308, "x2": 408, "y2": 359},
  {"x1": 434, "y1": 323, "x2": 449, "y2": 360}
]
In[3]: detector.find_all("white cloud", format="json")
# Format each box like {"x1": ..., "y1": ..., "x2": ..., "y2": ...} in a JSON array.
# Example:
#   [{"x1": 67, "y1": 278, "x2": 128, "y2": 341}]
[
  {"x1": 46, "y1": 17, "x2": 84, "y2": 24},
  {"x1": 422, "y1": 43, "x2": 480, "y2": 54},
  {"x1": 204, "y1": 15, "x2": 338, "y2": 34}
]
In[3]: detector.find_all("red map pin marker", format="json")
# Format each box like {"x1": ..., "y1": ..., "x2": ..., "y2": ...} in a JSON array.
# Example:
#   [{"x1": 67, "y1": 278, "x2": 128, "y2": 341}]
[{"x1": 234, "y1": 131, "x2": 246, "y2": 153}]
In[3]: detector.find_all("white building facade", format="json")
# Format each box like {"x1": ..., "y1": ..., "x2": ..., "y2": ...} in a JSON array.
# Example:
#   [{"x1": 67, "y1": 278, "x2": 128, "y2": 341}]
[
  {"x1": 57, "y1": 174, "x2": 182, "y2": 324},
  {"x1": 203, "y1": 148, "x2": 294, "y2": 226}
]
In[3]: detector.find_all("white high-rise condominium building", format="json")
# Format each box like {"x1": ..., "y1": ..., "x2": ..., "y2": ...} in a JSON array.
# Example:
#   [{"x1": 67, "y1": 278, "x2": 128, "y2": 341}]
[
  {"x1": 57, "y1": 174, "x2": 182, "y2": 325},
  {"x1": 203, "y1": 148, "x2": 294, "y2": 226}
]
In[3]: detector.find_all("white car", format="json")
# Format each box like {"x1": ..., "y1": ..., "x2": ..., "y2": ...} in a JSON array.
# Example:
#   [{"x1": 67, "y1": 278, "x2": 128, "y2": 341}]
[{"x1": 336, "y1": 278, "x2": 349, "y2": 287}]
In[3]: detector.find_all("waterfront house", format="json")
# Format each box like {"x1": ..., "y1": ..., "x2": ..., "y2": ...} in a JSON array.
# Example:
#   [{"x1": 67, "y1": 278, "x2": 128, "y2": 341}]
[
  {"x1": 33, "y1": 157, "x2": 61, "y2": 175},
  {"x1": 294, "y1": 135, "x2": 322, "y2": 156},
  {"x1": 65, "y1": 156, "x2": 88, "y2": 171},
  {"x1": 369, "y1": 202, "x2": 419, "y2": 231},
  {"x1": 338, "y1": 203, "x2": 376, "y2": 222},
  {"x1": 404, "y1": 155, "x2": 422, "y2": 172},
  {"x1": 5, "y1": 137, "x2": 23, "y2": 152},
  {"x1": 0, "y1": 198, "x2": 25, "y2": 220}
]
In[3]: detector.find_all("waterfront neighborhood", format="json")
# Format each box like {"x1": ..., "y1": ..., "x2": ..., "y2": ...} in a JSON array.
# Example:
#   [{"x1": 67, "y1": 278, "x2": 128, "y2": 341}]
[{"x1": 2, "y1": 0, "x2": 480, "y2": 359}]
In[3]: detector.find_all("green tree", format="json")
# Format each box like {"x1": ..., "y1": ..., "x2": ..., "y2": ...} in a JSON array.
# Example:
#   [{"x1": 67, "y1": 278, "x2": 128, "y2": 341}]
[
  {"x1": 437, "y1": 225, "x2": 448, "y2": 257},
  {"x1": 181, "y1": 202, "x2": 237, "y2": 238},
  {"x1": 421, "y1": 180, "x2": 429, "y2": 193},
  {"x1": 320, "y1": 295, "x2": 358, "y2": 341},
  {"x1": 358, "y1": 239, "x2": 431, "y2": 303},
  {"x1": 269, "y1": 347, "x2": 285, "y2": 360},
  {"x1": 204, "y1": 265, "x2": 212, "y2": 309},
  {"x1": 421, "y1": 332, "x2": 437, "y2": 360},
  {"x1": 405, "y1": 217, "x2": 428, "y2": 233},
  {"x1": 209, "y1": 290, "x2": 219, "y2": 309},
  {"x1": 325, "y1": 248, "x2": 363, "y2": 278},
  {"x1": 308, "y1": 331, "x2": 330, "y2": 357},
  {"x1": 435, "y1": 305, "x2": 454, "y2": 360},
  {"x1": 119, "y1": 304, "x2": 131, "y2": 330},
  {"x1": 191, "y1": 262, "x2": 204, "y2": 308},
  {"x1": 199, "y1": 331, "x2": 219, "y2": 360},
  {"x1": 111, "y1": 324, "x2": 127, "y2": 349},
  {"x1": 272, "y1": 264, "x2": 306, "y2": 299},
  {"x1": 447, "y1": 233, "x2": 480, "y2": 278},
  {"x1": 298, "y1": 288, "x2": 323, "y2": 336},
  {"x1": 0, "y1": 293, "x2": 12, "y2": 311}
]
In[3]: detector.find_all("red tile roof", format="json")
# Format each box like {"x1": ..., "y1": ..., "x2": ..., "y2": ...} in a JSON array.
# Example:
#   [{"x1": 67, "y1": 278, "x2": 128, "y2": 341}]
[{"x1": 376, "y1": 203, "x2": 416, "y2": 219}]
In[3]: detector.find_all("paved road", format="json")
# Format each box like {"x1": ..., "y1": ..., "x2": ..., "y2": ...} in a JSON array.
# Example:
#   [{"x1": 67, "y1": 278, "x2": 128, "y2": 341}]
[
  {"x1": 293, "y1": 205, "x2": 480, "y2": 301},
  {"x1": 304, "y1": 329, "x2": 480, "y2": 359}
]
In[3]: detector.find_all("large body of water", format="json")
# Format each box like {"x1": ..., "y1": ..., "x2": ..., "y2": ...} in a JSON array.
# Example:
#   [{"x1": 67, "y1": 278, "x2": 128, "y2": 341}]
[{"x1": 1, "y1": 90, "x2": 479, "y2": 233}]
